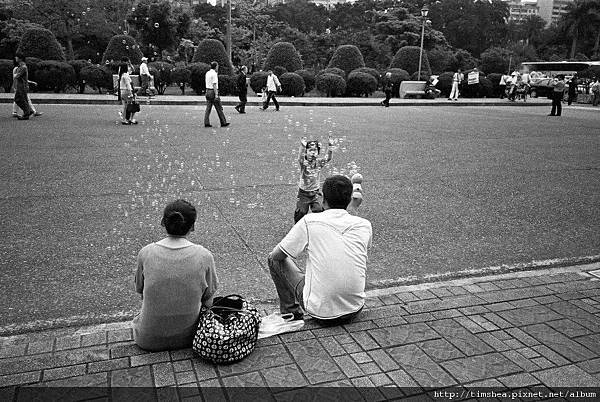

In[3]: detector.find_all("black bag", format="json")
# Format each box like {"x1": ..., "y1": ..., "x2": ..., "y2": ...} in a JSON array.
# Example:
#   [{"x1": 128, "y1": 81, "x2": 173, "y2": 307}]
[
  {"x1": 126, "y1": 96, "x2": 140, "y2": 113},
  {"x1": 193, "y1": 294, "x2": 261, "y2": 364}
]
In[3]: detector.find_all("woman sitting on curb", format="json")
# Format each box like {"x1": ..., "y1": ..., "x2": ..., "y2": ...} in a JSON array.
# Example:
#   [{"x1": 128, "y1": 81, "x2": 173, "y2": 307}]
[{"x1": 133, "y1": 199, "x2": 219, "y2": 351}]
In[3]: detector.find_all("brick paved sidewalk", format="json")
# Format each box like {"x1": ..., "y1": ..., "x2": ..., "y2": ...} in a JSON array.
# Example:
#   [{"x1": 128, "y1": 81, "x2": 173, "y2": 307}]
[{"x1": 2, "y1": 264, "x2": 600, "y2": 401}]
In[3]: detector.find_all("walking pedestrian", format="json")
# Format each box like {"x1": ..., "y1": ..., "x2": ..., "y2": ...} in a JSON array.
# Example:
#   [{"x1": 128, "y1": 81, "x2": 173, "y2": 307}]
[
  {"x1": 548, "y1": 74, "x2": 565, "y2": 117},
  {"x1": 235, "y1": 65, "x2": 248, "y2": 114},
  {"x1": 567, "y1": 74, "x2": 578, "y2": 106},
  {"x1": 204, "y1": 61, "x2": 229, "y2": 128},
  {"x1": 11, "y1": 63, "x2": 41, "y2": 118},
  {"x1": 380, "y1": 72, "x2": 392, "y2": 107},
  {"x1": 499, "y1": 73, "x2": 509, "y2": 99},
  {"x1": 448, "y1": 69, "x2": 462, "y2": 101},
  {"x1": 13, "y1": 53, "x2": 33, "y2": 120},
  {"x1": 591, "y1": 78, "x2": 600, "y2": 106},
  {"x1": 139, "y1": 56, "x2": 152, "y2": 97},
  {"x1": 263, "y1": 70, "x2": 281, "y2": 111},
  {"x1": 118, "y1": 58, "x2": 138, "y2": 125}
]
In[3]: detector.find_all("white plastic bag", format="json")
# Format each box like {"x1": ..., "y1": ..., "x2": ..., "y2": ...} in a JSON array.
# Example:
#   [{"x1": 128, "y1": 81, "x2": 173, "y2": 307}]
[{"x1": 258, "y1": 312, "x2": 305, "y2": 339}]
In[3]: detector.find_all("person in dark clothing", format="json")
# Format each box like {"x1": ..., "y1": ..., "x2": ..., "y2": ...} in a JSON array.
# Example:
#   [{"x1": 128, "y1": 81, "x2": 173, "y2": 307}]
[
  {"x1": 380, "y1": 72, "x2": 392, "y2": 107},
  {"x1": 548, "y1": 75, "x2": 565, "y2": 117},
  {"x1": 567, "y1": 74, "x2": 578, "y2": 106},
  {"x1": 235, "y1": 66, "x2": 248, "y2": 114},
  {"x1": 13, "y1": 53, "x2": 32, "y2": 120}
]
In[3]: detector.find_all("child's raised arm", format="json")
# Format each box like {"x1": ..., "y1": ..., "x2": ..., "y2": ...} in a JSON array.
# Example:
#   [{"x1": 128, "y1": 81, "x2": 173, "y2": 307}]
[
  {"x1": 298, "y1": 137, "x2": 307, "y2": 165},
  {"x1": 325, "y1": 137, "x2": 334, "y2": 163}
]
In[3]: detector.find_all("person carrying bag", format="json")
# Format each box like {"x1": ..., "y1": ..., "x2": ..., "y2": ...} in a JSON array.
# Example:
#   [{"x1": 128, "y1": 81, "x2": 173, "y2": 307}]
[{"x1": 193, "y1": 294, "x2": 261, "y2": 364}]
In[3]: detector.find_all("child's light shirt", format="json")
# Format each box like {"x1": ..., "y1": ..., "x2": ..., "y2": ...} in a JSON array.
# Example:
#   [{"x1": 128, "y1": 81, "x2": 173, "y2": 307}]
[{"x1": 299, "y1": 157, "x2": 328, "y2": 192}]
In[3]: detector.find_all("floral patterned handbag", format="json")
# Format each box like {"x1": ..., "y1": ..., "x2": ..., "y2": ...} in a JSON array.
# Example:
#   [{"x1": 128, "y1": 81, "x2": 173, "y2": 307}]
[{"x1": 193, "y1": 294, "x2": 261, "y2": 364}]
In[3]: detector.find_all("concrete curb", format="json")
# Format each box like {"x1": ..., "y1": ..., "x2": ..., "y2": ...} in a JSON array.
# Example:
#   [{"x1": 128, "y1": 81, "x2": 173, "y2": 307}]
[{"x1": 2, "y1": 255, "x2": 598, "y2": 337}]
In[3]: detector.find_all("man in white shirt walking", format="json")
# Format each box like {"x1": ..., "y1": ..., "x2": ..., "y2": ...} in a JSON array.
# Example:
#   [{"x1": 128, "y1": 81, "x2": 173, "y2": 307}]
[
  {"x1": 204, "y1": 61, "x2": 229, "y2": 128},
  {"x1": 139, "y1": 56, "x2": 151, "y2": 97},
  {"x1": 448, "y1": 69, "x2": 462, "y2": 101},
  {"x1": 268, "y1": 175, "x2": 372, "y2": 324},
  {"x1": 263, "y1": 70, "x2": 281, "y2": 111}
]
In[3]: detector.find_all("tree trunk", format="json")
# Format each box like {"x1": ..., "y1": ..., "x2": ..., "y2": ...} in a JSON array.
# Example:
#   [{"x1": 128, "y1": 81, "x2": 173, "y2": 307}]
[
  {"x1": 570, "y1": 32, "x2": 577, "y2": 59},
  {"x1": 66, "y1": 37, "x2": 74, "y2": 60},
  {"x1": 593, "y1": 28, "x2": 600, "y2": 59}
]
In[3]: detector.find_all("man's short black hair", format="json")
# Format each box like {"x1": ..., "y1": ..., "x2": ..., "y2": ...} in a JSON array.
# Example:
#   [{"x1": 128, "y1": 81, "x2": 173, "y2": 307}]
[
  {"x1": 211, "y1": 61, "x2": 218, "y2": 69},
  {"x1": 322, "y1": 175, "x2": 353, "y2": 209},
  {"x1": 15, "y1": 52, "x2": 25, "y2": 61}
]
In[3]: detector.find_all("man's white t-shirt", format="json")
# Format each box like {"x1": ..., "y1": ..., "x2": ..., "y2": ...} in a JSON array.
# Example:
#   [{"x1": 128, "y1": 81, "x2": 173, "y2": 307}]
[
  {"x1": 266, "y1": 74, "x2": 280, "y2": 91},
  {"x1": 140, "y1": 62, "x2": 150, "y2": 76},
  {"x1": 205, "y1": 69, "x2": 218, "y2": 90},
  {"x1": 277, "y1": 209, "x2": 373, "y2": 320}
]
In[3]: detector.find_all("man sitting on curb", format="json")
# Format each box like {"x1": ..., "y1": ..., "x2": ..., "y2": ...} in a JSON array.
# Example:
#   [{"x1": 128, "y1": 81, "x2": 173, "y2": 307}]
[{"x1": 268, "y1": 175, "x2": 372, "y2": 325}]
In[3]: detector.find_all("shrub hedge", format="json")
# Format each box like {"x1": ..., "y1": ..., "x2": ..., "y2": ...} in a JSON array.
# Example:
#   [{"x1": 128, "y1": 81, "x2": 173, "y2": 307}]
[
  {"x1": 435, "y1": 71, "x2": 454, "y2": 97},
  {"x1": 33, "y1": 61, "x2": 75, "y2": 92},
  {"x1": 486, "y1": 73, "x2": 502, "y2": 97},
  {"x1": 294, "y1": 69, "x2": 315, "y2": 93},
  {"x1": 80, "y1": 65, "x2": 113, "y2": 94},
  {"x1": 386, "y1": 68, "x2": 410, "y2": 97},
  {"x1": 460, "y1": 72, "x2": 492, "y2": 98},
  {"x1": 189, "y1": 62, "x2": 211, "y2": 95},
  {"x1": 346, "y1": 71, "x2": 377, "y2": 97},
  {"x1": 69, "y1": 59, "x2": 91, "y2": 93},
  {"x1": 280, "y1": 72, "x2": 305, "y2": 96},
  {"x1": 171, "y1": 66, "x2": 191, "y2": 94},
  {"x1": 327, "y1": 45, "x2": 365, "y2": 76},
  {"x1": 218, "y1": 74, "x2": 236, "y2": 96},
  {"x1": 316, "y1": 67, "x2": 345, "y2": 80},
  {"x1": 273, "y1": 65, "x2": 287, "y2": 78},
  {"x1": 0, "y1": 59, "x2": 13, "y2": 92},
  {"x1": 350, "y1": 67, "x2": 381, "y2": 87},
  {"x1": 250, "y1": 71, "x2": 269, "y2": 93},
  {"x1": 192, "y1": 39, "x2": 233, "y2": 76},
  {"x1": 102, "y1": 35, "x2": 143, "y2": 65},
  {"x1": 263, "y1": 42, "x2": 302, "y2": 73},
  {"x1": 315, "y1": 73, "x2": 346, "y2": 97},
  {"x1": 16, "y1": 28, "x2": 65, "y2": 61},
  {"x1": 148, "y1": 61, "x2": 173, "y2": 95},
  {"x1": 390, "y1": 46, "x2": 431, "y2": 77}
]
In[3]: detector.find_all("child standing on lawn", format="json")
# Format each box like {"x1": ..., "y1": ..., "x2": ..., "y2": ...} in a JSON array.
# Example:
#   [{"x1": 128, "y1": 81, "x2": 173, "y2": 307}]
[{"x1": 294, "y1": 137, "x2": 334, "y2": 223}]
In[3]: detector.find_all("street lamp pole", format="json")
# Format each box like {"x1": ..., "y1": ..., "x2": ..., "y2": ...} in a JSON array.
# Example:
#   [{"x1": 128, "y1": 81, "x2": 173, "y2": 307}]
[{"x1": 418, "y1": 5, "x2": 429, "y2": 81}]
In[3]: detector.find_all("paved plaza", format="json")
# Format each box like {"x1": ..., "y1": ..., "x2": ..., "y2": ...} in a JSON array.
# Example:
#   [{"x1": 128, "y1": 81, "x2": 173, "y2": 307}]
[{"x1": 1, "y1": 98, "x2": 599, "y2": 397}]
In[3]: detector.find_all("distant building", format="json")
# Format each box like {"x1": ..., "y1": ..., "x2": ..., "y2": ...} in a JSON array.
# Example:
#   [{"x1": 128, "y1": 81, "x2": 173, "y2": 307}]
[
  {"x1": 506, "y1": 0, "x2": 540, "y2": 22},
  {"x1": 536, "y1": 0, "x2": 576, "y2": 26}
]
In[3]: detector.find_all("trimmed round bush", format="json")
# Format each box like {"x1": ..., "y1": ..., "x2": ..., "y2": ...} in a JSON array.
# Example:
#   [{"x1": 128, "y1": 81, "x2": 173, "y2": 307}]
[
  {"x1": 192, "y1": 39, "x2": 233, "y2": 76},
  {"x1": 0, "y1": 59, "x2": 14, "y2": 92},
  {"x1": 171, "y1": 66, "x2": 191, "y2": 94},
  {"x1": 410, "y1": 71, "x2": 432, "y2": 81},
  {"x1": 250, "y1": 71, "x2": 269, "y2": 94},
  {"x1": 387, "y1": 68, "x2": 410, "y2": 97},
  {"x1": 390, "y1": 46, "x2": 431, "y2": 77},
  {"x1": 189, "y1": 62, "x2": 211, "y2": 95},
  {"x1": 80, "y1": 65, "x2": 113, "y2": 94},
  {"x1": 316, "y1": 67, "x2": 345, "y2": 80},
  {"x1": 315, "y1": 73, "x2": 346, "y2": 97},
  {"x1": 327, "y1": 45, "x2": 365, "y2": 77},
  {"x1": 102, "y1": 35, "x2": 143, "y2": 65},
  {"x1": 346, "y1": 71, "x2": 377, "y2": 97},
  {"x1": 435, "y1": 71, "x2": 454, "y2": 97},
  {"x1": 33, "y1": 60, "x2": 75, "y2": 92},
  {"x1": 461, "y1": 73, "x2": 492, "y2": 98},
  {"x1": 218, "y1": 74, "x2": 236, "y2": 96},
  {"x1": 273, "y1": 65, "x2": 287, "y2": 78},
  {"x1": 148, "y1": 61, "x2": 173, "y2": 95},
  {"x1": 16, "y1": 28, "x2": 65, "y2": 61},
  {"x1": 69, "y1": 59, "x2": 91, "y2": 94},
  {"x1": 263, "y1": 42, "x2": 302, "y2": 73},
  {"x1": 294, "y1": 69, "x2": 315, "y2": 93},
  {"x1": 280, "y1": 72, "x2": 305, "y2": 96},
  {"x1": 350, "y1": 67, "x2": 381, "y2": 86}
]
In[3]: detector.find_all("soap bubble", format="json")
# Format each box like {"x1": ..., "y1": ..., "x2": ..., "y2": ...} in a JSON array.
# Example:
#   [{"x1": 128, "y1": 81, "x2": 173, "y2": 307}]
[{"x1": 154, "y1": 22, "x2": 160, "y2": 28}]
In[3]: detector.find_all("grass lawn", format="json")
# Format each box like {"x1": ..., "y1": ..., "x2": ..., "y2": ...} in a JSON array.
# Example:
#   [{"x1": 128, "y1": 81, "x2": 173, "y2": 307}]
[{"x1": 1, "y1": 104, "x2": 598, "y2": 330}]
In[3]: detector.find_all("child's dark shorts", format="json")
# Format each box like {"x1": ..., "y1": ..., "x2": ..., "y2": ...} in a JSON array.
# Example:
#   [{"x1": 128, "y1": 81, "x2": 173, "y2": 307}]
[{"x1": 294, "y1": 188, "x2": 324, "y2": 223}]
